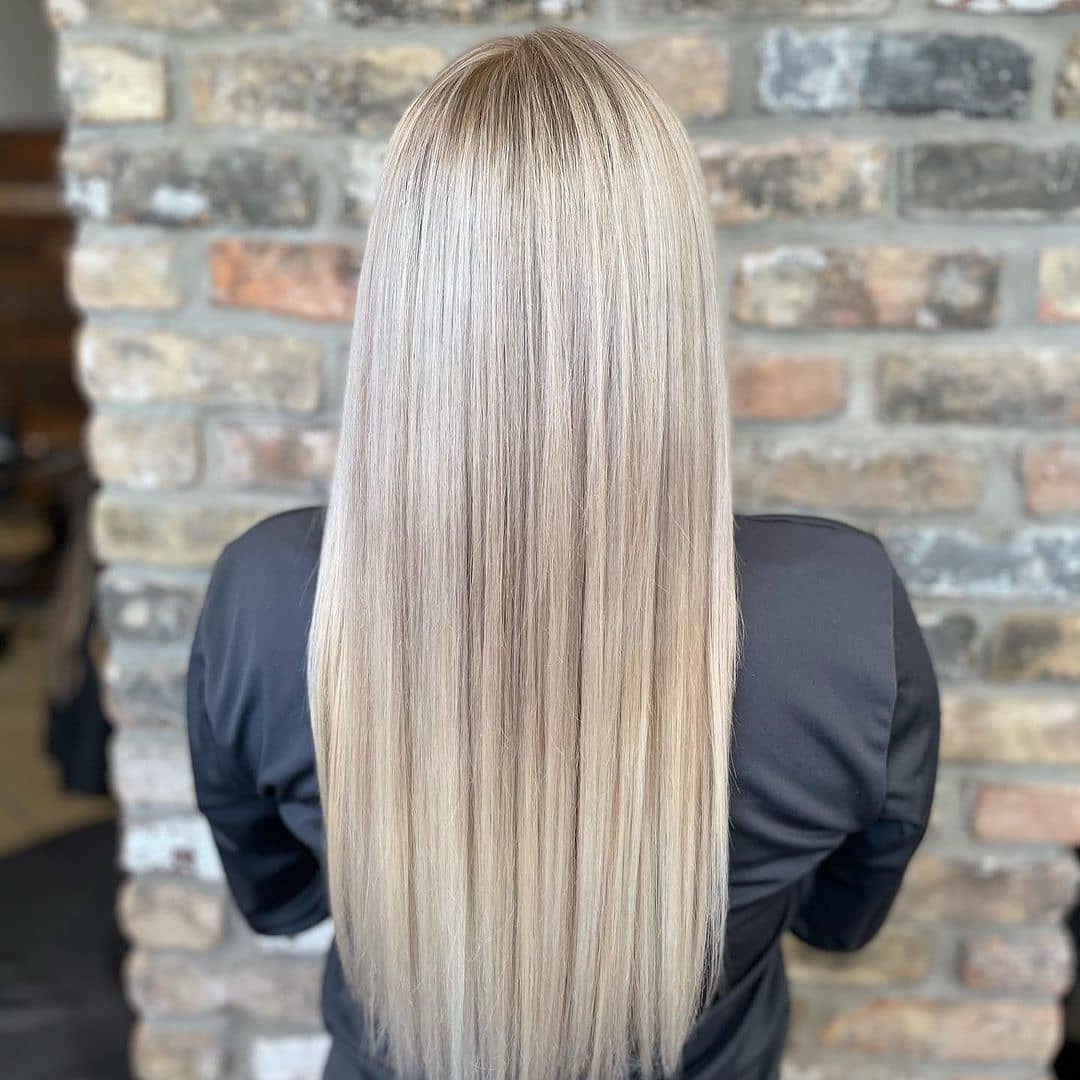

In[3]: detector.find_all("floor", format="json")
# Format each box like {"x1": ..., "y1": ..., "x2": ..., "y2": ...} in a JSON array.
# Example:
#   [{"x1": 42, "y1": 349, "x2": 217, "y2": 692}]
[{"x1": 0, "y1": 609, "x2": 132, "y2": 1080}]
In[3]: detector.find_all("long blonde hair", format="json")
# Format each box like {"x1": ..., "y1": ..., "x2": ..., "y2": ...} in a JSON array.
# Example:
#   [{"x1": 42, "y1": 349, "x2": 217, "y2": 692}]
[{"x1": 307, "y1": 27, "x2": 738, "y2": 1079}]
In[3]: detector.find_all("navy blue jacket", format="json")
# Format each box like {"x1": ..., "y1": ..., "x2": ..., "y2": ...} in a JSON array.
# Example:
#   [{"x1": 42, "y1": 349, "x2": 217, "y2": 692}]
[{"x1": 186, "y1": 507, "x2": 939, "y2": 1079}]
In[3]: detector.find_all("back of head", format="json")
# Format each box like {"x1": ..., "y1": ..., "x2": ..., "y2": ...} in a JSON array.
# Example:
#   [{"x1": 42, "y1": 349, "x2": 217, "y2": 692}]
[{"x1": 308, "y1": 26, "x2": 738, "y2": 1078}]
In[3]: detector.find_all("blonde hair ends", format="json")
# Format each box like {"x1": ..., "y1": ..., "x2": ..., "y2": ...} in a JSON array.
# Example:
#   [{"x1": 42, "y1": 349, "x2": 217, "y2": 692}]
[{"x1": 307, "y1": 27, "x2": 739, "y2": 1079}]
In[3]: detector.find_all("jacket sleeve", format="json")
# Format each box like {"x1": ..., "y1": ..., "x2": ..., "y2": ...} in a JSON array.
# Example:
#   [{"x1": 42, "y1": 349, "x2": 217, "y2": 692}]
[
  {"x1": 186, "y1": 545, "x2": 329, "y2": 936},
  {"x1": 790, "y1": 560, "x2": 940, "y2": 952}
]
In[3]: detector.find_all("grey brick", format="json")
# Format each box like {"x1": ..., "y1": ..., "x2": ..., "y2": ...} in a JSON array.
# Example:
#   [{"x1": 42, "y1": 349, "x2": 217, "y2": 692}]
[
  {"x1": 905, "y1": 143, "x2": 1080, "y2": 219},
  {"x1": 884, "y1": 527, "x2": 1080, "y2": 600},
  {"x1": 759, "y1": 29, "x2": 1031, "y2": 118},
  {"x1": 64, "y1": 144, "x2": 316, "y2": 227}
]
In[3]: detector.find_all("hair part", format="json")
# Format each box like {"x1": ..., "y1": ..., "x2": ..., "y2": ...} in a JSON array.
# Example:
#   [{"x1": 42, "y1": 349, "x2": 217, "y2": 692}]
[{"x1": 307, "y1": 26, "x2": 739, "y2": 1078}]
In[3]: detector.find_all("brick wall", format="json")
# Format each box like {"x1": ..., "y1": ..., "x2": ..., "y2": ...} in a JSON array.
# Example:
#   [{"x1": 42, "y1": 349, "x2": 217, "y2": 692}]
[{"x1": 49, "y1": 0, "x2": 1080, "y2": 1077}]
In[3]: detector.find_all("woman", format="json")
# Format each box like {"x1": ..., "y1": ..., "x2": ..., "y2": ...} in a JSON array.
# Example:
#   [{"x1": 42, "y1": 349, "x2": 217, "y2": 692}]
[{"x1": 186, "y1": 28, "x2": 939, "y2": 1080}]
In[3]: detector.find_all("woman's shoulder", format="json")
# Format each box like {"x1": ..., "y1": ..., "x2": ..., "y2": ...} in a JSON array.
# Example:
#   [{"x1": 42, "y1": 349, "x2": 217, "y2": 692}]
[
  {"x1": 730, "y1": 512, "x2": 906, "y2": 843},
  {"x1": 733, "y1": 510, "x2": 896, "y2": 618},
  {"x1": 195, "y1": 505, "x2": 327, "y2": 679},
  {"x1": 206, "y1": 505, "x2": 326, "y2": 610},
  {"x1": 732, "y1": 509, "x2": 899, "y2": 718},
  {"x1": 188, "y1": 506, "x2": 327, "y2": 813},
  {"x1": 734, "y1": 511, "x2": 890, "y2": 573},
  {"x1": 219, "y1": 504, "x2": 327, "y2": 571}
]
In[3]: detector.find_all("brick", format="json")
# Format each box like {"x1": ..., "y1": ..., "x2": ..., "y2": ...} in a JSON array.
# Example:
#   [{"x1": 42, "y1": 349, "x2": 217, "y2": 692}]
[
  {"x1": 341, "y1": 140, "x2": 387, "y2": 225},
  {"x1": 118, "y1": 878, "x2": 226, "y2": 951},
  {"x1": 129, "y1": 949, "x2": 324, "y2": 1023},
  {"x1": 884, "y1": 527, "x2": 1080, "y2": 601},
  {"x1": 937, "y1": 0, "x2": 1080, "y2": 8},
  {"x1": 734, "y1": 443, "x2": 982, "y2": 512},
  {"x1": 919, "y1": 610, "x2": 979, "y2": 679},
  {"x1": 131, "y1": 1021, "x2": 228, "y2": 1080},
  {"x1": 1057, "y1": 35, "x2": 1080, "y2": 119},
  {"x1": 127, "y1": 950, "x2": 227, "y2": 1016},
  {"x1": 781, "y1": 1063, "x2": 921, "y2": 1080},
  {"x1": 894, "y1": 852, "x2": 1079, "y2": 923},
  {"x1": 820, "y1": 999, "x2": 1060, "y2": 1063},
  {"x1": 64, "y1": 144, "x2": 316, "y2": 227},
  {"x1": 660, "y1": 0, "x2": 891, "y2": 12},
  {"x1": 986, "y1": 613, "x2": 1080, "y2": 682},
  {"x1": 700, "y1": 138, "x2": 884, "y2": 224},
  {"x1": 92, "y1": 493, "x2": 297, "y2": 568},
  {"x1": 47, "y1": 0, "x2": 300, "y2": 29},
  {"x1": 210, "y1": 240, "x2": 360, "y2": 322},
  {"x1": 69, "y1": 241, "x2": 181, "y2": 311},
  {"x1": 783, "y1": 925, "x2": 931, "y2": 986},
  {"x1": 97, "y1": 569, "x2": 204, "y2": 644},
  {"x1": 190, "y1": 44, "x2": 445, "y2": 133},
  {"x1": 905, "y1": 143, "x2": 1080, "y2": 219},
  {"x1": 1038, "y1": 249, "x2": 1080, "y2": 322},
  {"x1": 103, "y1": 646, "x2": 189, "y2": 727},
  {"x1": 250, "y1": 1035, "x2": 332, "y2": 1080},
  {"x1": 974, "y1": 784, "x2": 1080, "y2": 844},
  {"x1": 759, "y1": 29, "x2": 1031, "y2": 119},
  {"x1": 121, "y1": 816, "x2": 223, "y2": 881},
  {"x1": 877, "y1": 348, "x2": 1080, "y2": 425},
  {"x1": 58, "y1": 42, "x2": 167, "y2": 124},
  {"x1": 207, "y1": 421, "x2": 337, "y2": 492},
  {"x1": 733, "y1": 247, "x2": 1000, "y2": 330},
  {"x1": 961, "y1": 930, "x2": 1073, "y2": 995},
  {"x1": 110, "y1": 729, "x2": 196, "y2": 810},
  {"x1": 332, "y1": 0, "x2": 583, "y2": 21},
  {"x1": 1022, "y1": 442, "x2": 1080, "y2": 515},
  {"x1": 228, "y1": 959, "x2": 323, "y2": 1024},
  {"x1": 729, "y1": 348, "x2": 845, "y2": 420},
  {"x1": 78, "y1": 327, "x2": 322, "y2": 413},
  {"x1": 617, "y1": 34, "x2": 729, "y2": 122},
  {"x1": 942, "y1": 693, "x2": 1080, "y2": 764},
  {"x1": 781, "y1": 1065, "x2": 1039, "y2": 1080},
  {"x1": 87, "y1": 414, "x2": 199, "y2": 490}
]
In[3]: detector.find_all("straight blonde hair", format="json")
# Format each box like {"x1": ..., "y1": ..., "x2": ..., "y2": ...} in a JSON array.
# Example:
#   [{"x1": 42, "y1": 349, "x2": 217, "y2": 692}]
[{"x1": 307, "y1": 27, "x2": 738, "y2": 1079}]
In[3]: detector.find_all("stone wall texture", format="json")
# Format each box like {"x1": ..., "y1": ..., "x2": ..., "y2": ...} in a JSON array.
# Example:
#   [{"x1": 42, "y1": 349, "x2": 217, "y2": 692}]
[{"x1": 49, "y1": 0, "x2": 1080, "y2": 1076}]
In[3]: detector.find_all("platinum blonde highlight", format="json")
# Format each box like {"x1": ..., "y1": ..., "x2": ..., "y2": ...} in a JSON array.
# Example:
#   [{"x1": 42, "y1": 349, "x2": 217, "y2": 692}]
[{"x1": 308, "y1": 27, "x2": 739, "y2": 1078}]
